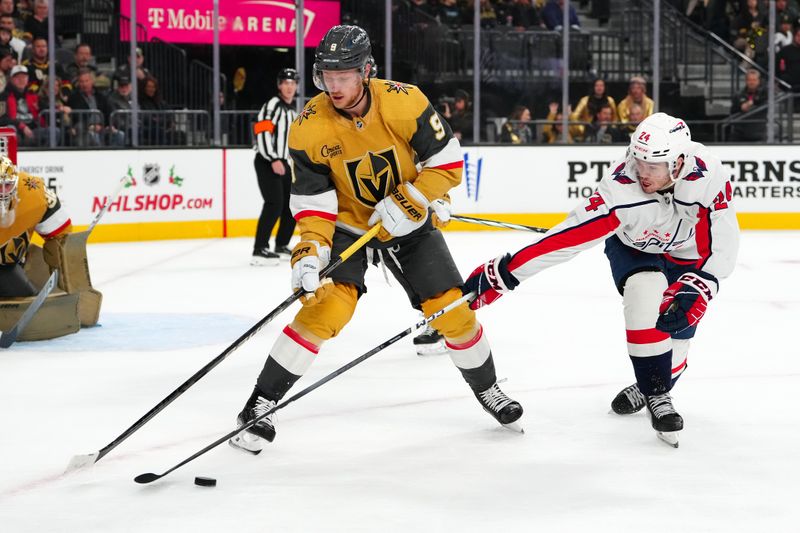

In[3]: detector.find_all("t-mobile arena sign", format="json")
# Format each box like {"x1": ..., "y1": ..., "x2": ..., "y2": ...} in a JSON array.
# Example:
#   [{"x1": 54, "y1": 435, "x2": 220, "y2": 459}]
[{"x1": 121, "y1": 1, "x2": 340, "y2": 46}]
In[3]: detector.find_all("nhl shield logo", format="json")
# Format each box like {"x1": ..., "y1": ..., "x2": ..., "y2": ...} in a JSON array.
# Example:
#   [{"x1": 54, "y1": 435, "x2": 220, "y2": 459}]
[
  {"x1": 345, "y1": 147, "x2": 402, "y2": 207},
  {"x1": 143, "y1": 163, "x2": 160, "y2": 186}
]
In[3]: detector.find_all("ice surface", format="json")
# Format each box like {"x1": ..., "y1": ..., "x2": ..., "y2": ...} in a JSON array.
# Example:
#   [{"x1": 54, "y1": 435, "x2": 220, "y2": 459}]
[{"x1": 1, "y1": 231, "x2": 797, "y2": 532}]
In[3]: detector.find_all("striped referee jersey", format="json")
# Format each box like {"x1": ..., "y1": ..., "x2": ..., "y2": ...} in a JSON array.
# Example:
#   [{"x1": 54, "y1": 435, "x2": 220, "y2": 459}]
[{"x1": 253, "y1": 96, "x2": 297, "y2": 161}]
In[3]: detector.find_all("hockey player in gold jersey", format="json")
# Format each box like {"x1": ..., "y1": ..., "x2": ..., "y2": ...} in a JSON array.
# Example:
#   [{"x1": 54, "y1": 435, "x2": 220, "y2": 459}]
[
  {"x1": 0, "y1": 155, "x2": 71, "y2": 297},
  {"x1": 230, "y1": 25, "x2": 523, "y2": 453}
]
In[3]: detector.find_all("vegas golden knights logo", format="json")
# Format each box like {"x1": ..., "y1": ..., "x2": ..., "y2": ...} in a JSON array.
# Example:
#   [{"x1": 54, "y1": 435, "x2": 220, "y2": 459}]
[
  {"x1": 344, "y1": 147, "x2": 402, "y2": 207},
  {"x1": 0, "y1": 232, "x2": 30, "y2": 264}
]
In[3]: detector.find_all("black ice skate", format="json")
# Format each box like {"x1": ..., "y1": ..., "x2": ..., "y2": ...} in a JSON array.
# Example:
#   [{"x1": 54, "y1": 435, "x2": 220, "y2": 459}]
[
  {"x1": 274, "y1": 245, "x2": 292, "y2": 261},
  {"x1": 610, "y1": 383, "x2": 646, "y2": 415},
  {"x1": 646, "y1": 392, "x2": 683, "y2": 448},
  {"x1": 229, "y1": 389, "x2": 277, "y2": 454},
  {"x1": 475, "y1": 382, "x2": 524, "y2": 432},
  {"x1": 251, "y1": 247, "x2": 280, "y2": 266},
  {"x1": 413, "y1": 324, "x2": 447, "y2": 355}
]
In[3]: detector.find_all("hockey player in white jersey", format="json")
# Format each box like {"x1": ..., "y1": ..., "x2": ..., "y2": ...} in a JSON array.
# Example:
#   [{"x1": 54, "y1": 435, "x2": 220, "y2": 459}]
[{"x1": 463, "y1": 113, "x2": 740, "y2": 446}]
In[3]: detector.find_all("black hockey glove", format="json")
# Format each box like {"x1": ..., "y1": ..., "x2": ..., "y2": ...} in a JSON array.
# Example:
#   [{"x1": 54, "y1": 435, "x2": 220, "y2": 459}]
[{"x1": 463, "y1": 254, "x2": 519, "y2": 310}]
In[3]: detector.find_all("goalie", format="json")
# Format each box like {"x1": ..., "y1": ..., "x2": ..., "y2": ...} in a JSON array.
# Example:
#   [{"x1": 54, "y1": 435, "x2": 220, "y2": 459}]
[{"x1": 0, "y1": 155, "x2": 101, "y2": 340}]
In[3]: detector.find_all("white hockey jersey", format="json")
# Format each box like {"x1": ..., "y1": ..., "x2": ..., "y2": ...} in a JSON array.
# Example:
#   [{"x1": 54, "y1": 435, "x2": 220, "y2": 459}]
[{"x1": 507, "y1": 141, "x2": 740, "y2": 286}]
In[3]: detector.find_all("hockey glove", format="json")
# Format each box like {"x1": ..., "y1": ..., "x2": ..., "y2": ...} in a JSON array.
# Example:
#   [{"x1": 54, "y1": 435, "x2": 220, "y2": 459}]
[
  {"x1": 655, "y1": 271, "x2": 718, "y2": 334},
  {"x1": 368, "y1": 182, "x2": 429, "y2": 241},
  {"x1": 463, "y1": 254, "x2": 519, "y2": 310},
  {"x1": 430, "y1": 195, "x2": 452, "y2": 230},
  {"x1": 291, "y1": 240, "x2": 333, "y2": 306}
]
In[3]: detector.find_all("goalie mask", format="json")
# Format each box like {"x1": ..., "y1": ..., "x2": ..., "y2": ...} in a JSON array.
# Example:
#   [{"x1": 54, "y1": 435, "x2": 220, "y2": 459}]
[
  {"x1": 628, "y1": 113, "x2": 692, "y2": 187},
  {"x1": 312, "y1": 25, "x2": 376, "y2": 92},
  {"x1": 0, "y1": 155, "x2": 18, "y2": 227}
]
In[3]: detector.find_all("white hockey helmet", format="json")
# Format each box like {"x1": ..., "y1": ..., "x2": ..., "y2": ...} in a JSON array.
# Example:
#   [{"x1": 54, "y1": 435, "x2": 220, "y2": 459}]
[
  {"x1": 628, "y1": 112, "x2": 691, "y2": 177},
  {"x1": 0, "y1": 155, "x2": 18, "y2": 226}
]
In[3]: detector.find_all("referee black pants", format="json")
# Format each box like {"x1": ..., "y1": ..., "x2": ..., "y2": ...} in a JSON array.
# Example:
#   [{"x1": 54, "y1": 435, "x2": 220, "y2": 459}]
[{"x1": 253, "y1": 155, "x2": 296, "y2": 252}]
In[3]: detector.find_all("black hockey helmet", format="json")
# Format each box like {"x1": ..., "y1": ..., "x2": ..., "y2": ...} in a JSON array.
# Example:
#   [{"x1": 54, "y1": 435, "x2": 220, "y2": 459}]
[
  {"x1": 312, "y1": 25, "x2": 375, "y2": 91},
  {"x1": 277, "y1": 67, "x2": 299, "y2": 84}
]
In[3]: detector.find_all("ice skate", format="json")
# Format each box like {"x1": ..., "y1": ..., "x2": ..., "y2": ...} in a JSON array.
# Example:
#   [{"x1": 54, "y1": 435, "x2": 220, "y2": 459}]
[
  {"x1": 229, "y1": 390, "x2": 277, "y2": 454},
  {"x1": 250, "y1": 248, "x2": 280, "y2": 266},
  {"x1": 475, "y1": 382, "x2": 524, "y2": 432},
  {"x1": 413, "y1": 324, "x2": 447, "y2": 355},
  {"x1": 610, "y1": 383, "x2": 646, "y2": 415},
  {"x1": 646, "y1": 392, "x2": 683, "y2": 448},
  {"x1": 274, "y1": 245, "x2": 292, "y2": 261}
]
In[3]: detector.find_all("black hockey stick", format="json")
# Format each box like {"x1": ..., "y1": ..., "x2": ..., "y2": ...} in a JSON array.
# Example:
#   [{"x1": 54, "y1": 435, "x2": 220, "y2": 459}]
[
  {"x1": 0, "y1": 271, "x2": 59, "y2": 349},
  {"x1": 66, "y1": 224, "x2": 382, "y2": 473},
  {"x1": 450, "y1": 214, "x2": 548, "y2": 233},
  {"x1": 134, "y1": 292, "x2": 475, "y2": 484}
]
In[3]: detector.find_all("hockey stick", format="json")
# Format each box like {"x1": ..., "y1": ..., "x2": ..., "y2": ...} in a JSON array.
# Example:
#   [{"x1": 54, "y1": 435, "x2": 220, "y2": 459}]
[
  {"x1": 66, "y1": 224, "x2": 382, "y2": 473},
  {"x1": 450, "y1": 214, "x2": 548, "y2": 233},
  {"x1": 0, "y1": 271, "x2": 59, "y2": 349},
  {"x1": 86, "y1": 176, "x2": 131, "y2": 235},
  {"x1": 134, "y1": 291, "x2": 474, "y2": 484}
]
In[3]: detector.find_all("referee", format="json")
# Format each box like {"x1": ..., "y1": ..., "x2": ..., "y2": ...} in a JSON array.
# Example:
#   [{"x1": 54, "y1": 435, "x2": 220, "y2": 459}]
[{"x1": 251, "y1": 68, "x2": 299, "y2": 266}]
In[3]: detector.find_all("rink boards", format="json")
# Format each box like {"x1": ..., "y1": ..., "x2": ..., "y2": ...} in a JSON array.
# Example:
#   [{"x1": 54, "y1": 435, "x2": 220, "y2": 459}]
[{"x1": 17, "y1": 145, "x2": 800, "y2": 242}]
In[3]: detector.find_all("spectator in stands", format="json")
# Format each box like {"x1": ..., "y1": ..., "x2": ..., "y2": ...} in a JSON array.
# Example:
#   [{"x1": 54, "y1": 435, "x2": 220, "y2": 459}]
[
  {"x1": 0, "y1": 16, "x2": 24, "y2": 62},
  {"x1": 508, "y1": 0, "x2": 545, "y2": 30},
  {"x1": 730, "y1": 68, "x2": 767, "y2": 142},
  {"x1": 115, "y1": 46, "x2": 151, "y2": 89},
  {"x1": 570, "y1": 77, "x2": 617, "y2": 139},
  {"x1": 616, "y1": 75, "x2": 654, "y2": 123},
  {"x1": 0, "y1": 65, "x2": 48, "y2": 146},
  {"x1": 23, "y1": 0, "x2": 48, "y2": 41},
  {"x1": 106, "y1": 75, "x2": 132, "y2": 146},
  {"x1": 732, "y1": 0, "x2": 766, "y2": 61},
  {"x1": 24, "y1": 37, "x2": 71, "y2": 99},
  {"x1": 620, "y1": 102, "x2": 644, "y2": 137},
  {"x1": 66, "y1": 67, "x2": 110, "y2": 147},
  {"x1": 37, "y1": 75, "x2": 71, "y2": 139},
  {"x1": 65, "y1": 43, "x2": 99, "y2": 84},
  {"x1": 777, "y1": 26, "x2": 800, "y2": 92},
  {"x1": 435, "y1": 0, "x2": 463, "y2": 27},
  {"x1": 0, "y1": 45, "x2": 14, "y2": 94},
  {"x1": 443, "y1": 88, "x2": 473, "y2": 142},
  {"x1": 138, "y1": 74, "x2": 184, "y2": 146},
  {"x1": 775, "y1": 13, "x2": 794, "y2": 52},
  {"x1": 543, "y1": 101, "x2": 574, "y2": 143},
  {"x1": 582, "y1": 102, "x2": 627, "y2": 144},
  {"x1": 541, "y1": 0, "x2": 580, "y2": 31},
  {"x1": 499, "y1": 104, "x2": 535, "y2": 144}
]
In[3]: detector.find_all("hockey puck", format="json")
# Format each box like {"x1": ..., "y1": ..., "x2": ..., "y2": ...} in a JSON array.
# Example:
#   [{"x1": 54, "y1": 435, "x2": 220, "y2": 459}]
[{"x1": 194, "y1": 476, "x2": 217, "y2": 487}]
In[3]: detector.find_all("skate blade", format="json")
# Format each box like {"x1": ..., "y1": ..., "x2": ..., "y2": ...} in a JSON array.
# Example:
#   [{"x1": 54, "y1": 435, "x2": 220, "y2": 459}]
[
  {"x1": 64, "y1": 452, "x2": 99, "y2": 473},
  {"x1": 250, "y1": 257, "x2": 280, "y2": 267},
  {"x1": 501, "y1": 421, "x2": 525, "y2": 434},
  {"x1": 228, "y1": 434, "x2": 264, "y2": 455},
  {"x1": 657, "y1": 431, "x2": 680, "y2": 448},
  {"x1": 415, "y1": 342, "x2": 447, "y2": 356}
]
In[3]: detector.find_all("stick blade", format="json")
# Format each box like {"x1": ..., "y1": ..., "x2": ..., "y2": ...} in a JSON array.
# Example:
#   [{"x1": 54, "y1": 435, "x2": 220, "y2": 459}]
[
  {"x1": 65, "y1": 452, "x2": 100, "y2": 473},
  {"x1": 134, "y1": 472, "x2": 161, "y2": 484}
]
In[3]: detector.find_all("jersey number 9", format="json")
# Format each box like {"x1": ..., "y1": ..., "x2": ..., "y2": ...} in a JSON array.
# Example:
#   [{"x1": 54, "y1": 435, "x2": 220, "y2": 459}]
[{"x1": 429, "y1": 113, "x2": 446, "y2": 141}]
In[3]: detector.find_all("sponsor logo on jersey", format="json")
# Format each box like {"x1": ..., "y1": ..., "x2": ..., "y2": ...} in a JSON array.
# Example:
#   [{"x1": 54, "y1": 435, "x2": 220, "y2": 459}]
[
  {"x1": 344, "y1": 147, "x2": 401, "y2": 207},
  {"x1": 143, "y1": 163, "x2": 160, "y2": 185},
  {"x1": 684, "y1": 156, "x2": 707, "y2": 181},
  {"x1": 384, "y1": 81, "x2": 411, "y2": 95},
  {"x1": 320, "y1": 144, "x2": 342, "y2": 158}
]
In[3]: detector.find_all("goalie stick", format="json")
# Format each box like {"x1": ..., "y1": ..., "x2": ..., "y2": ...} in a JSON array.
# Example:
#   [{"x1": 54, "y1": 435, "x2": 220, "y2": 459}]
[
  {"x1": 0, "y1": 271, "x2": 58, "y2": 349},
  {"x1": 450, "y1": 214, "x2": 548, "y2": 233},
  {"x1": 134, "y1": 291, "x2": 475, "y2": 485},
  {"x1": 65, "y1": 223, "x2": 382, "y2": 474}
]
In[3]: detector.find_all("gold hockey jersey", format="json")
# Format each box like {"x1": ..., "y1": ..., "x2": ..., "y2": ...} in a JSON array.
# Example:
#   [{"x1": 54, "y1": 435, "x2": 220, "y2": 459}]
[
  {"x1": 288, "y1": 78, "x2": 463, "y2": 247},
  {"x1": 0, "y1": 172, "x2": 72, "y2": 266}
]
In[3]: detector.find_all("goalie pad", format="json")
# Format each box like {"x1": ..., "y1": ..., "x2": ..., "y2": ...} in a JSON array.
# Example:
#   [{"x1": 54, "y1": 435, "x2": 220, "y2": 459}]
[
  {"x1": 42, "y1": 230, "x2": 102, "y2": 327},
  {"x1": 0, "y1": 291, "x2": 80, "y2": 341}
]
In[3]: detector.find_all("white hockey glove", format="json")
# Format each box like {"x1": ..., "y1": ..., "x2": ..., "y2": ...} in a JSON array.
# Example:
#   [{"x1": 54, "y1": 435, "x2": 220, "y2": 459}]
[
  {"x1": 368, "y1": 182, "x2": 429, "y2": 241},
  {"x1": 291, "y1": 240, "x2": 333, "y2": 306},
  {"x1": 430, "y1": 194, "x2": 452, "y2": 230}
]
